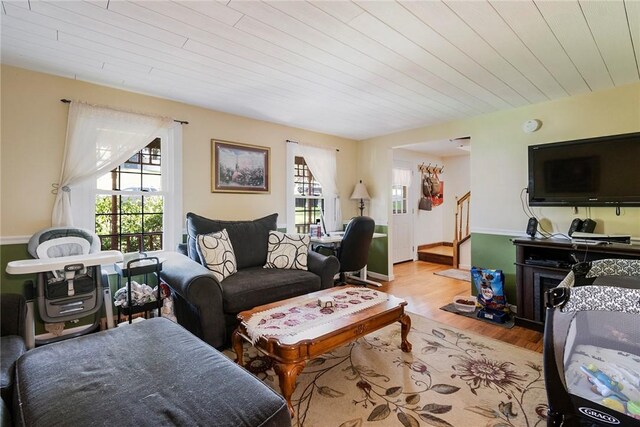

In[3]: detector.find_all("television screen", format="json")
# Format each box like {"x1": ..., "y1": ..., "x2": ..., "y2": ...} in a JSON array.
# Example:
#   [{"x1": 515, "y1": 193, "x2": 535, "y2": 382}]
[{"x1": 528, "y1": 132, "x2": 640, "y2": 206}]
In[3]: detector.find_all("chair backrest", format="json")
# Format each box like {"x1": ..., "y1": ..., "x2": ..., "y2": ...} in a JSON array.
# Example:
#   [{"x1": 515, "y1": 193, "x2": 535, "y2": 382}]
[
  {"x1": 27, "y1": 226, "x2": 101, "y2": 279},
  {"x1": 27, "y1": 227, "x2": 101, "y2": 259},
  {"x1": 338, "y1": 216, "x2": 375, "y2": 273}
]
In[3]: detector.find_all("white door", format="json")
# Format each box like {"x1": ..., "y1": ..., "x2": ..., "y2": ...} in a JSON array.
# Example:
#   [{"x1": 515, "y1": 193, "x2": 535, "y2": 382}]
[{"x1": 392, "y1": 163, "x2": 414, "y2": 263}]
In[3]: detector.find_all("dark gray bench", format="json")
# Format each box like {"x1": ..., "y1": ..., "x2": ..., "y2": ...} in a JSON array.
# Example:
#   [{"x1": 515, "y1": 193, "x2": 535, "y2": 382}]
[{"x1": 13, "y1": 318, "x2": 290, "y2": 427}]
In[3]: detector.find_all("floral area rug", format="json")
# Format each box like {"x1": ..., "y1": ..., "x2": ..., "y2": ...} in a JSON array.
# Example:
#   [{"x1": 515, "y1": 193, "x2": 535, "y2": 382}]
[{"x1": 224, "y1": 312, "x2": 548, "y2": 427}]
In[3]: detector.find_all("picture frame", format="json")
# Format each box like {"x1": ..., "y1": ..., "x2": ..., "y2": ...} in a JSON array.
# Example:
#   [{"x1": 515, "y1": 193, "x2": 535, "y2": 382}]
[{"x1": 211, "y1": 139, "x2": 270, "y2": 193}]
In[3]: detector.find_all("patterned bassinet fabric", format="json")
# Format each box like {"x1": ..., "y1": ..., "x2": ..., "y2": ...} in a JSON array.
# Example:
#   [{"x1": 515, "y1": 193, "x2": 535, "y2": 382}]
[{"x1": 544, "y1": 259, "x2": 640, "y2": 427}]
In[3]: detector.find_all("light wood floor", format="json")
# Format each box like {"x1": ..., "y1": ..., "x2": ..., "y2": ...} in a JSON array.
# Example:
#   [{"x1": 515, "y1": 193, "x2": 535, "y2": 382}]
[{"x1": 376, "y1": 261, "x2": 543, "y2": 353}]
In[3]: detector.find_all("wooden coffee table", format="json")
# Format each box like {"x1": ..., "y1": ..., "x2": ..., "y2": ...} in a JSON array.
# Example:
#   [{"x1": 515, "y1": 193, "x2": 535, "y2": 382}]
[{"x1": 232, "y1": 286, "x2": 412, "y2": 416}]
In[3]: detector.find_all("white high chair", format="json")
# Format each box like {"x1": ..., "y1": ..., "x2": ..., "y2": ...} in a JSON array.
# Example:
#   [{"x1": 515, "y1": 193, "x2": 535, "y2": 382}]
[{"x1": 6, "y1": 227, "x2": 122, "y2": 347}]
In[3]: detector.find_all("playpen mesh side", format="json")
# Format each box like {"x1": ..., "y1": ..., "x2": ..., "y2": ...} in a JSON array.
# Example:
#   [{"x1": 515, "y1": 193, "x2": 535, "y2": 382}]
[{"x1": 550, "y1": 286, "x2": 640, "y2": 423}]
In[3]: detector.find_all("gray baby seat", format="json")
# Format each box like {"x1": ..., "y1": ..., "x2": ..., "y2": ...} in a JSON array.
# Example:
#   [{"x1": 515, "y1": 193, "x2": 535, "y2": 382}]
[
  {"x1": 544, "y1": 259, "x2": 640, "y2": 427},
  {"x1": 26, "y1": 227, "x2": 117, "y2": 343}
]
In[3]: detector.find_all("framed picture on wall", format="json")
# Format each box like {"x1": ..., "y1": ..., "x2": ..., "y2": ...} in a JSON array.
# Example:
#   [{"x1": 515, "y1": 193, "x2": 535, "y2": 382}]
[{"x1": 211, "y1": 139, "x2": 270, "y2": 193}]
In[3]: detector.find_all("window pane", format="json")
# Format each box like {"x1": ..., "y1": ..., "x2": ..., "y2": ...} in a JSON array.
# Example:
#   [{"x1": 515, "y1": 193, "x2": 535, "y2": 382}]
[
  {"x1": 121, "y1": 214, "x2": 142, "y2": 234},
  {"x1": 294, "y1": 197, "x2": 324, "y2": 234},
  {"x1": 294, "y1": 156, "x2": 323, "y2": 197},
  {"x1": 96, "y1": 195, "x2": 115, "y2": 214},
  {"x1": 293, "y1": 156, "x2": 325, "y2": 233},
  {"x1": 144, "y1": 196, "x2": 163, "y2": 213},
  {"x1": 95, "y1": 139, "x2": 165, "y2": 252},
  {"x1": 143, "y1": 234, "x2": 162, "y2": 252},
  {"x1": 142, "y1": 173, "x2": 161, "y2": 192},
  {"x1": 144, "y1": 213, "x2": 163, "y2": 233},
  {"x1": 121, "y1": 235, "x2": 141, "y2": 253},
  {"x1": 127, "y1": 153, "x2": 140, "y2": 164},
  {"x1": 121, "y1": 195, "x2": 142, "y2": 214},
  {"x1": 120, "y1": 171, "x2": 142, "y2": 191},
  {"x1": 95, "y1": 214, "x2": 112, "y2": 236}
]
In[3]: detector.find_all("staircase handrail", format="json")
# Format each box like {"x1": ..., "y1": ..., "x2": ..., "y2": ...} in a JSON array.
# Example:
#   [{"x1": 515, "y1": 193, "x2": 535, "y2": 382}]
[{"x1": 453, "y1": 191, "x2": 471, "y2": 269}]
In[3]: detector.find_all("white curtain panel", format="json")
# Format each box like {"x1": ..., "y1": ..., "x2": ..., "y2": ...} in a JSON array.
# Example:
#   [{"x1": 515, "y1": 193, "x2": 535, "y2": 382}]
[
  {"x1": 296, "y1": 143, "x2": 342, "y2": 232},
  {"x1": 52, "y1": 102, "x2": 173, "y2": 226}
]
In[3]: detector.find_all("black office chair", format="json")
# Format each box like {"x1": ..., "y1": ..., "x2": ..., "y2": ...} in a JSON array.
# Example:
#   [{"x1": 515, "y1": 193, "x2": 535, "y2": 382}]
[{"x1": 316, "y1": 216, "x2": 376, "y2": 286}]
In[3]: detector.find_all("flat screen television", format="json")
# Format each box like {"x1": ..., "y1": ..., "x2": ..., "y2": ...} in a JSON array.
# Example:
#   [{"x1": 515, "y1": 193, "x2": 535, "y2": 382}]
[{"x1": 528, "y1": 132, "x2": 640, "y2": 207}]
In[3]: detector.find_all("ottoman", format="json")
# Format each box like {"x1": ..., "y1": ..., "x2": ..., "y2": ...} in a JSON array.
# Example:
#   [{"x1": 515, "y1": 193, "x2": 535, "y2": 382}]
[{"x1": 13, "y1": 318, "x2": 290, "y2": 427}]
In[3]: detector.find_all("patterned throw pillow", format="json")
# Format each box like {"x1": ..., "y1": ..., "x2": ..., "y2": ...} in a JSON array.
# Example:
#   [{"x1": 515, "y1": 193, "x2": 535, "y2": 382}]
[
  {"x1": 264, "y1": 231, "x2": 310, "y2": 270},
  {"x1": 196, "y1": 229, "x2": 237, "y2": 282}
]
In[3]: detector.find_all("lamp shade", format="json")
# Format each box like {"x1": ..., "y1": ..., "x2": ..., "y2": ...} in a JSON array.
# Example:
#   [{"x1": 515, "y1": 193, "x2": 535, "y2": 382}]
[{"x1": 350, "y1": 180, "x2": 371, "y2": 200}]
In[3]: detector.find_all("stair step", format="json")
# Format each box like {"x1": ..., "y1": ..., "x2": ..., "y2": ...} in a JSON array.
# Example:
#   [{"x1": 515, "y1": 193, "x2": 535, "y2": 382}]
[
  {"x1": 417, "y1": 251, "x2": 453, "y2": 266},
  {"x1": 417, "y1": 245, "x2": 453, "y2": 266}
]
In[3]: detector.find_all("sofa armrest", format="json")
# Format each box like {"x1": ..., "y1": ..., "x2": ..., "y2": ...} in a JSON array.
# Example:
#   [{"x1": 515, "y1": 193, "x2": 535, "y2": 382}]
[
  {"x1": 307, "y1": 251, "x2": 340, "y2": 290},
  {"x1": 159, "y1": 252, "x2": 226, "y2": 348},
  {"x1": 0, "y1": 294, "x2": 26, "y2": 338},
  {"x1": 176, "y1": 243, "x2": 188, "y2": 256}
]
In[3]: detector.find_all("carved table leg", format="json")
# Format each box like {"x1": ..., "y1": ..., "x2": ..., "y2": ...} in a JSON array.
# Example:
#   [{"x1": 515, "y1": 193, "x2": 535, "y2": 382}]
[
  {"x1": 231, "y1": 328, "x2": 244, "y2": 365},
  {"x1": 273, "y1": 361, "x2": 306, "y2": 417},
  {"x1": 399, "y1": 313, "x2": 412, "y2": 352}
]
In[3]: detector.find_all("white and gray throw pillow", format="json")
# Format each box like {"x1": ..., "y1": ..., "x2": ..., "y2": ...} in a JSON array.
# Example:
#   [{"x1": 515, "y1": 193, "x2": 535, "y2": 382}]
[
  {"x1": 197, "y1": 229, "x2": 237, "y2": 282},
  {"x1": 264, "y1": 231, "x2": 310, "y2": 270}
]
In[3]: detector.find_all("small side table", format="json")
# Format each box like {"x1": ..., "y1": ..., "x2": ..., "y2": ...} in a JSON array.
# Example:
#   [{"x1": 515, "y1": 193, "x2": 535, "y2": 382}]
[{"x1": 114, "y1": 256, "x2": 163, "y2": 324}]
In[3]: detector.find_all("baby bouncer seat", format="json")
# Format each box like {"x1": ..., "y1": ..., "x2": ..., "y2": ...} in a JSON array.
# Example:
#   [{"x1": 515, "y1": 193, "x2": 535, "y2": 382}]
[
  {"x1": 544, "y1": 259, "x2": 640, "y2": 426},
  {"x1": 6, "y1": 227, "x2": 122, "y2": 346}
]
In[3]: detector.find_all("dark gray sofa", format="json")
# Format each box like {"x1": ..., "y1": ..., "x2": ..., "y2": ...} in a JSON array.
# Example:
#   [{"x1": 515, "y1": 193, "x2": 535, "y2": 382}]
[
  {"x1": 13, "y1": 318, "x2": 291, "y2": 427},
  {"x1": 1, "y1": 293, "x2": 27, "y2": 426},
  {"x1": 160, "y1": 213, "x2": 340, "y2": 349}
]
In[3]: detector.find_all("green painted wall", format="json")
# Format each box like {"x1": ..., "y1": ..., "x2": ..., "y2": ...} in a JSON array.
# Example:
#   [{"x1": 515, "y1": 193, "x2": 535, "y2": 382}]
[
  {"x1": 470, "y1": 233, "x2": 518, "y2": 302},
  {"x1": 1, "y1": 243, "x2": 34, "y2": 295},
  {"x1": 367, "y1": 224, "x2": 388, "y2": 276}
]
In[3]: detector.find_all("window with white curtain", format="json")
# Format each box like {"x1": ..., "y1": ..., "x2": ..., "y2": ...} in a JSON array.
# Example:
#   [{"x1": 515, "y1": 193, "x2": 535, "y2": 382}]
[
  {"x1": 95, "y1": 138, "x2": 164, "y2": 252},
  {"x1": 73, "y1": 127, "x2": 182, "y2": 253},
  {"x1": 293, "y1": 156, "x2": 324, "y2": 234},
  {"x1": 286, "y1": 142, "x2": 341, "y2": 234}
]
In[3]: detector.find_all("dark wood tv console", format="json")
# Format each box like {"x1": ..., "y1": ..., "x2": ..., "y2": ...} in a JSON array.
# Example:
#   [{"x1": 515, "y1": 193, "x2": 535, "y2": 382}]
[{"x1": 513, "y1": 238, "x2": 640, "y2": 331}]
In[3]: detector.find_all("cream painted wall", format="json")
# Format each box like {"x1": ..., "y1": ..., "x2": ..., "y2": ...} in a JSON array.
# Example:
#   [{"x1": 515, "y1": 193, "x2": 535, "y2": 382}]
[
  {"x1": 360, "y1": 83, "x2": 640, "y2": 241},
  {"x1": 441, "y1": 154, "x2": 470, "y2": 242},
  {"x1": 0, "y1": 65, "x2": 359, "y2": 238}
]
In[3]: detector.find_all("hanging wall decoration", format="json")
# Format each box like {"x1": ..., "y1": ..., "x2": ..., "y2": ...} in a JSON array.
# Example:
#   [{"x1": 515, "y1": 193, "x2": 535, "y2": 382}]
[{"x1": 211, "y1": 139, "x2": 270, "y2": 193}]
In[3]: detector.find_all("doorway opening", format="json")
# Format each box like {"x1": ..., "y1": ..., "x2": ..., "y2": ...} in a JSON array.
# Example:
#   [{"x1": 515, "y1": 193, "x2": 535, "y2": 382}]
[{"x1": 391, "y1": 137, "x2": 471, "y2": 272}]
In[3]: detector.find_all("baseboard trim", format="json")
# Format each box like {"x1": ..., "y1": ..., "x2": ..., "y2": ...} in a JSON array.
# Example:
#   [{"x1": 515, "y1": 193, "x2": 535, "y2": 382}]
[{"x1": 458, "y1": 264, "x2": 471, "y2": 271}]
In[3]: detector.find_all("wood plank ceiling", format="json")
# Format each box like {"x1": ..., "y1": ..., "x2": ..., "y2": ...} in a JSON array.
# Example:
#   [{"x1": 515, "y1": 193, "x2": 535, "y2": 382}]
[{"x1": 1, "y1": 1, "x2": 638, "y2": 140}]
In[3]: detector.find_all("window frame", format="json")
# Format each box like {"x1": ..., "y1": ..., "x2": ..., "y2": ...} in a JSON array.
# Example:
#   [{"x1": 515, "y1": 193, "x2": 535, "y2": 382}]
[
  {"x1": 292, "y1": 156, "x2": 324, "y2": 234},
  {"x1": 286, "y1": 144, "x2": 334, "y2": 234},
  {"x1": 72, "y1": 126, "x2": 182, "y2": 254}
]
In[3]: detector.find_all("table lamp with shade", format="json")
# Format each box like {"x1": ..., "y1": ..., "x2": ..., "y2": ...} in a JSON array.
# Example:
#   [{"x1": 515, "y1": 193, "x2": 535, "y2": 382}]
[{"x1": 350, "y1": 180, "x2": 371, "y2": 216}]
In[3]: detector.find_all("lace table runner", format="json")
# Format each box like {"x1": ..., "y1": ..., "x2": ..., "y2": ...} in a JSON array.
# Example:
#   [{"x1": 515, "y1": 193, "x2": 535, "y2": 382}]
[{"x1": 245, "y1": 288, "x2": 389, "y2": 343}]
